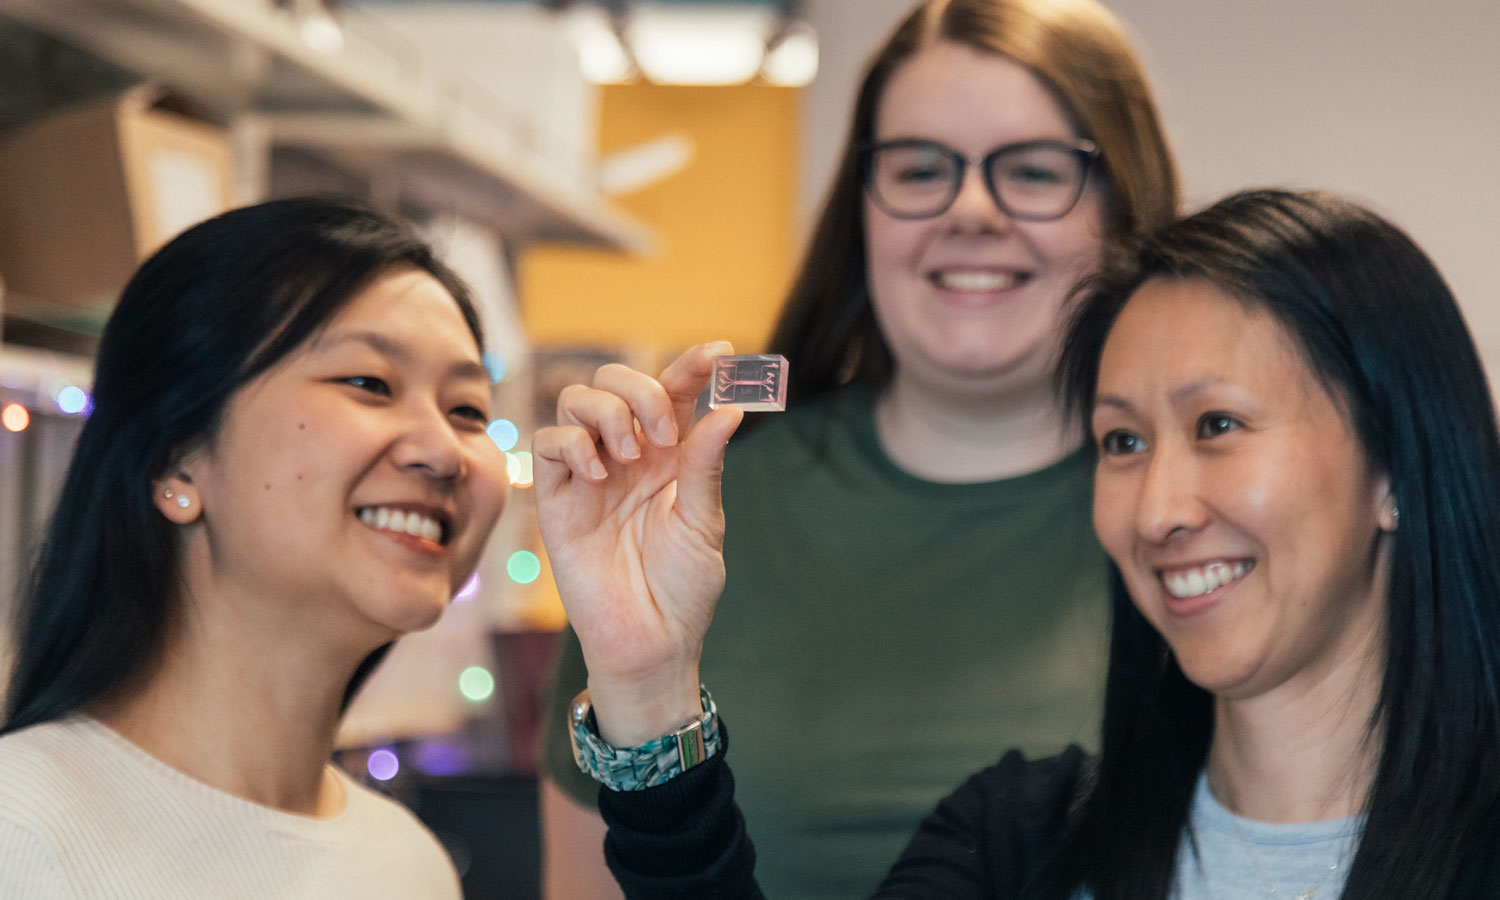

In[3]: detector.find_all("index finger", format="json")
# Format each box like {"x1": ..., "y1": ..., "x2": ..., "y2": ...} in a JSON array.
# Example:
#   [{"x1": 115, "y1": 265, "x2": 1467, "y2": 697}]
[{"x1": 658, "y1": 340, "x2": 734, "y2": 442}]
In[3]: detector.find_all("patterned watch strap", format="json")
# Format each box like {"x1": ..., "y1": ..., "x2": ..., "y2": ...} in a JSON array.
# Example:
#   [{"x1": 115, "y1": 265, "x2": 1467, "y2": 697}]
[{"x1": 569, "y1": 686, "x2": 721, "y2": 791}]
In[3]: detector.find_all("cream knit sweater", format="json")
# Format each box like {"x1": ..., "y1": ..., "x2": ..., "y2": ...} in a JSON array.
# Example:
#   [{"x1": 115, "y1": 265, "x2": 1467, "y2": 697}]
[{"x1": 0, "y1": 717, "x2": 462, "y2": 898}]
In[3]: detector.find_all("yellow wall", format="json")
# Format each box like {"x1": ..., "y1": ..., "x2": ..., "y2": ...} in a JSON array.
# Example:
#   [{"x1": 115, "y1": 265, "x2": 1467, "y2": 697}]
[{"x1": 520, "y1": 83, "x2": 800, "y2": 358}]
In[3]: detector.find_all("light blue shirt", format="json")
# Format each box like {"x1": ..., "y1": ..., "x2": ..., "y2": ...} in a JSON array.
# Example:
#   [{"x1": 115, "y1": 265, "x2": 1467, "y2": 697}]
[
  {"x1": 1076, "y1": 771, "x2": 1364, "y2": 900},
  {"x1": 1173, "y1": 771, "x2": 1363, "y2": 900}
]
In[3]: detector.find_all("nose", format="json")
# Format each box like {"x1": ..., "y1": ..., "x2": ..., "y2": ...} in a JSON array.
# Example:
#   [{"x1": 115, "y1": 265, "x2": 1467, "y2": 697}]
[
  {"x1": 392, "y1": 404, "x2": 466, "y2": 482},
  {"x1": 1134, "y1": 438, "x2": 1208, "y2": 544},
  {"x1": 946, "y1": 161, "x2": 1012, "y2": 232}
]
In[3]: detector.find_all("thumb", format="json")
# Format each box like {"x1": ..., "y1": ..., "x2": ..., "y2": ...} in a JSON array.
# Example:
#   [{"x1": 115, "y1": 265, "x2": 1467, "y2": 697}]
[{"x1": 674, "y1": 407, "x2": 744, "y2": 530}]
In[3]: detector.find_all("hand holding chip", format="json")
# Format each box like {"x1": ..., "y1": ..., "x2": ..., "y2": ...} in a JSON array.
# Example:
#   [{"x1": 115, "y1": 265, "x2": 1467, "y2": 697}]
[{"x1": 533, "y1": 341, "x2": 756, "y2": 745}]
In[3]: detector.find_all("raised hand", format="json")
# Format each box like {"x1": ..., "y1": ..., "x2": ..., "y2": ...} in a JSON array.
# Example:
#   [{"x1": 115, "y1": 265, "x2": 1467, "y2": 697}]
[{"x1": 533, "y1": 342, "x2": 744, "y2": 744}]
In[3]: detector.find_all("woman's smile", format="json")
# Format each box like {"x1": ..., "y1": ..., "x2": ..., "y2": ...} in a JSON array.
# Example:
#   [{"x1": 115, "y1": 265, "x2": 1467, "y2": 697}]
[
  {"x1": 1155, "y1": 558, "x2": 1255, "y2": 616},
  {"x1": 357, "y1": 504, "x2": 451, "y2": 555}
]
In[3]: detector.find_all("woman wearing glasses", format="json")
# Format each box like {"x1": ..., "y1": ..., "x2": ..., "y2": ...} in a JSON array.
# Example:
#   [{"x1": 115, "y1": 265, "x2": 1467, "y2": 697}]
[
  {"x1": 539, "y1": 1, "x2": 1176, "y2": 896},
  {"x1": 537, "y1": 190, "x2": 1500, "y2": 898}
]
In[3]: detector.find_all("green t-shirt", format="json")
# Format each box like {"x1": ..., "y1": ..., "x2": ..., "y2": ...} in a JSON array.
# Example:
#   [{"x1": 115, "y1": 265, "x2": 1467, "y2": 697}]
[{"x1": 542, "y1": 387, "x2": 1109, "y2": 900}]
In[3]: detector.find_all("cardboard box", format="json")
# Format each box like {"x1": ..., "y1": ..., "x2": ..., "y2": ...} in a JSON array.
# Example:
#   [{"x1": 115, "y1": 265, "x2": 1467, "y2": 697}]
[{"x1": 0, "y1": 86, "x2": 235, "y2": 323}]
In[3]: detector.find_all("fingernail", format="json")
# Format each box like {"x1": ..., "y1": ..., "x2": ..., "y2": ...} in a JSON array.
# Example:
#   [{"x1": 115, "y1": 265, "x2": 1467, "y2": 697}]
[
  {"x1": 654, "y1": 416, "x2": 678, "y2": 446},
  {"x1": 589, "y1": 460, "x2": 608, "y2": 480},
  {"x1": 620, "y1": 434, "x2": 641, "y2": 459}
]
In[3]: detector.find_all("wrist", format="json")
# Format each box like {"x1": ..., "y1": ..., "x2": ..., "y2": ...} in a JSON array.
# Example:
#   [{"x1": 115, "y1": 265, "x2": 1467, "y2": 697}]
[{"x1": 586, "y1": 664, "x2": 702, "y2": 747}]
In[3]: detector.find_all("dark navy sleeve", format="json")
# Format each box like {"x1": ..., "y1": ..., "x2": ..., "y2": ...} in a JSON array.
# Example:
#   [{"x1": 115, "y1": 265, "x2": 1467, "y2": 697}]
[{"x1": 599, "y1": 725, "x2": 764, "y2": 900}]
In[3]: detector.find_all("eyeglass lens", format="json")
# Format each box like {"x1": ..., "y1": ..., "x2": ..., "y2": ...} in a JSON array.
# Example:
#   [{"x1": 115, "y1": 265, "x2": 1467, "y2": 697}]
[{"x1": 865, "y1": 142, "x2": 1090, "y2": 220}]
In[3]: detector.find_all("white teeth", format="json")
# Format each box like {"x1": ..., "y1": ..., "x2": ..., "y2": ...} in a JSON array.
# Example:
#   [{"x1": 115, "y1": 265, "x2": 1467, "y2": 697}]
[
  {"x1": 358, "y1": 506, "x2": 445, "y2": 544},
  {"x1": 1163, "y1": 561, "x2": 1249, "y2": 599},
  {"x1": 935, "y1": 270, "x2": 1021, "y2": 292}
]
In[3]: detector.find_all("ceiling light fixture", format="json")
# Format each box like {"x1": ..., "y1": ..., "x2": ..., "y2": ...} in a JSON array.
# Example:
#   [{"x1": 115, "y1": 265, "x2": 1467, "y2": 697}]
[{"x1": 562, "y1": 2, "x2": 818, "y2": 87}]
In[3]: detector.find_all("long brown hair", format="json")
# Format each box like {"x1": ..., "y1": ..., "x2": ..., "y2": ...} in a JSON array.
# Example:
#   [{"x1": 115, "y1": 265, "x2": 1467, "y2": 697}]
[{"x1": 769, "y1": 0, "x2": 1178, "y2": 404}]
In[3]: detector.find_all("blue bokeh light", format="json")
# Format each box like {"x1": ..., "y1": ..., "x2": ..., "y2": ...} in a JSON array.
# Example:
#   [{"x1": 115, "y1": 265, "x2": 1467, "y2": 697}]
[
  {"x1": 483, "y1": 351, "x2": 508, "y2": 383},
  {"x1": 57, "y1": 386, "x2": 89, "y2": 415},
  {"x1": 487, "y1": 418, "x2": 520, "y2": 452}
]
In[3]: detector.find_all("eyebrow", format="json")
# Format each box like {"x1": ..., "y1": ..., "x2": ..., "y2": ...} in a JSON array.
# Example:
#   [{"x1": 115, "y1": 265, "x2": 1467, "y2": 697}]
[
  {"x1": 312, "y1": 330, "x2": 490, "y2": 383},
  {"x1": 1093, "y1": 376, "x2": 1236, "y2": 416}
]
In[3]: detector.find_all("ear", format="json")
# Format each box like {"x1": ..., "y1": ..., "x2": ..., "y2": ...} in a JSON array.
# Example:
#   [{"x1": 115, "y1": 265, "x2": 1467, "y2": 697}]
[
  {"x1": 151, "y1": 470, "x2": 201, "y2": 524},
  {"x1": 1374, "y1": 476, "x2": 1399, "y2": 533}
]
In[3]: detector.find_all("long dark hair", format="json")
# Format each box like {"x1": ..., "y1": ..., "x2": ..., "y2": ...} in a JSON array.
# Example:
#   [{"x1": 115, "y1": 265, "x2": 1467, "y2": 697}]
[
  {"x1": 768, "y1": 0, "x2": 1178, "y2": 406},
  {"x1": 2, "y1": 197, "x2": 482, "y2": 735},
  {"x1": 1046, "y1": 189, "x2": 1500, "y2": 899}
]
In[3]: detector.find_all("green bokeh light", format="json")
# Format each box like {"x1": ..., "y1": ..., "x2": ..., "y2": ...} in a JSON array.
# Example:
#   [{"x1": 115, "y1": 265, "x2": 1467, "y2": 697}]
[
  {"x1": 507, "y1": 550, "x2": 542, "y2": 584},
  {"x1": 458, "y1": 666, "x2": 495, "y2": 702}
]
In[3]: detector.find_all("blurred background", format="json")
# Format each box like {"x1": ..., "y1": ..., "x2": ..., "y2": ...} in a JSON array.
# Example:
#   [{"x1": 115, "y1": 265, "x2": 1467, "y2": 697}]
[{"x1": 0, "y1": 0, "x2": 1494, "y2": 895}]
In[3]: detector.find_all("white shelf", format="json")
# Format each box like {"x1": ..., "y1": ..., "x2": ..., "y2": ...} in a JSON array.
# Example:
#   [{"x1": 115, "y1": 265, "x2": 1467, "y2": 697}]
[{"x1": 0, "y1": 0, "x2": 651, "y2": 251}]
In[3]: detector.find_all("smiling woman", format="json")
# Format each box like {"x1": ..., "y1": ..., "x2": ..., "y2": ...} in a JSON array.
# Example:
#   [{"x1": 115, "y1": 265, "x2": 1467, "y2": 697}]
[
  {"x1": 172, "y1": 267, "x2": 505, "y2": 642},
  {"x1": 532, "y1": 189, "x2": 1500, "y2": 900},
  {"x1": 1089, "y1": 277, "x2": 1392, "y2": 705},
  {"x1": 538, "y1": 2, "x2": 1179, "y2": 895},
  {"x1": 1046, "y1": 189, "x2": 1500, "y2": 900},
  {"x1": 0, "y1": 198, "x2": 508, "y2": 898}
]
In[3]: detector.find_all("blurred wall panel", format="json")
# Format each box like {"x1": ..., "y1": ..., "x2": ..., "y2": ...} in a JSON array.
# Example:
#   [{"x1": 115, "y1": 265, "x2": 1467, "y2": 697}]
[{"x1": 520, "y1": 83, "x2": 799, "y2": 358}]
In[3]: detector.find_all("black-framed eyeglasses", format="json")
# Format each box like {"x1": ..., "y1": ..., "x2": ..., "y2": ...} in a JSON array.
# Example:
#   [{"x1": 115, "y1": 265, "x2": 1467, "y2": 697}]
[{"x1": 859, "y1": 138, "x2": 1100, "y2": 221}]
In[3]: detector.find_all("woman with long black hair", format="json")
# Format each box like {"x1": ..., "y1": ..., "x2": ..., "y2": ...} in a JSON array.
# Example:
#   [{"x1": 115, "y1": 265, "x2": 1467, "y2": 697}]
[
  {"x1": 533, "y1": 189, "x2": 1500, "y2": 898},
  {"x1": 0, "y1": 198, "x2": 509, "y2": 897}
]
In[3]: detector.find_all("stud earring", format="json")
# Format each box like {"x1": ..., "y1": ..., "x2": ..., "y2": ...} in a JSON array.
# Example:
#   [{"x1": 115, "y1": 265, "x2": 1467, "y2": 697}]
[
  {"x1": 176, "y1": 494, "x2": 192, "y2": 509},
  {"x1": 163, "y1": 489, "x2": 174, "y2": 500},
  {"x1": 1391, "y1": 505, "x2": 1399, "y2": 524}
]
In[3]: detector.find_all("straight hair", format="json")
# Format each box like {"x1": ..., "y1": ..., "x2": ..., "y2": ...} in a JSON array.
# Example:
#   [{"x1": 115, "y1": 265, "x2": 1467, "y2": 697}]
[
  {"x1": 1045, "y1": 189, "x2": 1500, "y2": 899},
  {"x1": 3, "y1": 197, "x2": 481, "y2": 734},
  {"x1": 768, "y1": 0, "x2": 1178, "y2": 406}
]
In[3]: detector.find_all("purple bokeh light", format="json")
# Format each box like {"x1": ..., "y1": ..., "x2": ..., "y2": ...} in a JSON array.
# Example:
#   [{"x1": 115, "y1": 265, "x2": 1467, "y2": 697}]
[{"x1": 367, "y1": 748, "x2": 400, "y2": 781}]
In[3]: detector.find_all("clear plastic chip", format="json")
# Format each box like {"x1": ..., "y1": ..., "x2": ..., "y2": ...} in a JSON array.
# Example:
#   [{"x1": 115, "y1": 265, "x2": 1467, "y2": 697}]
[{"x1": 709, "y1": 354, "x2": 789, "y2": 412}]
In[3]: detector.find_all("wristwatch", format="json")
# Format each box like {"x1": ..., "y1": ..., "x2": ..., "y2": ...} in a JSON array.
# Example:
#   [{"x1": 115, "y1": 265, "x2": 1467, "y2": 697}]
[{"x1": 568, "y1": 685, "x2": 721, "y2": 791}]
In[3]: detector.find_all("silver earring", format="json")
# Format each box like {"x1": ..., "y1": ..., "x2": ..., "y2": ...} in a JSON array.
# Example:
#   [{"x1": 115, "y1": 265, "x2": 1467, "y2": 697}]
[
  {"x1": 163, "y1": 489, "x2": 174, "y2": 499},
  {"x1": 176, "y1": 494, "x2": 192, "y2": 509}
]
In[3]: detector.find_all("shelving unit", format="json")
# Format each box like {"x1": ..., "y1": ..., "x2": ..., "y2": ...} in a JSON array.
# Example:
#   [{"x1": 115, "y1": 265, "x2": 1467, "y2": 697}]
[
  {"x1": 0, "y1": 0, "x2": 614, "y2": 752},
  {"x1": 0, "y1": 0, "x2": 651, "y2": 251}
]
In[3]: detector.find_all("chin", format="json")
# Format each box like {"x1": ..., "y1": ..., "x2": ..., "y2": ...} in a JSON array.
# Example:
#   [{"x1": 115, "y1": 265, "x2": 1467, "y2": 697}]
[
  {"x1": 399, "y1": 601, "x2": 450, "y2": 634},
  {"x1": 1173, "y1": 652, "x2": 1264, "y2": 698},
  {"x1": 368, "y1": 593, "x2": 451, "y2": 637}
]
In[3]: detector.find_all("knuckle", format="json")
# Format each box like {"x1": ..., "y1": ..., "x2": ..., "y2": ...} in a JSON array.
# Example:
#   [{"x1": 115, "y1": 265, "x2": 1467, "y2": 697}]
[
  {"x1": 564, "y1": 428, "x2": 598, "y2": 455},
  {"x1": 593, "y1": 363, "x2": 634, "y2": 386}
]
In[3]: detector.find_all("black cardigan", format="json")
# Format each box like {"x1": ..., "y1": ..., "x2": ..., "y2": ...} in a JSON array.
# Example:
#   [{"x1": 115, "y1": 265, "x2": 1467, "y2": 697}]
[
  {"x1": 597, "y1": 728, "x2": 1500, "y2": 900},
  {"x1": 597, "y1": 727, "x2": 1090, "y2": 900}
]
